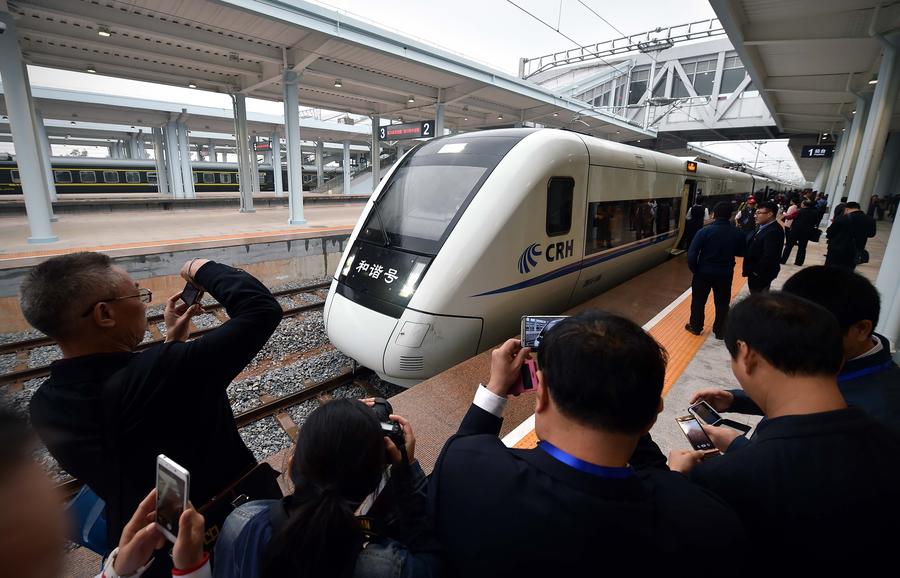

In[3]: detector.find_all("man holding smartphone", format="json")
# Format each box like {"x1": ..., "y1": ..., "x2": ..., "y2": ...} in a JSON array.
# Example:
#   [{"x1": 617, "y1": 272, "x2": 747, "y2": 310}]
[
  {"x1": 24, "y1": 253, "x2": 284, "y2": 577},
  {"x1": 429, "y1": 312, "x2": 746, "y2": 577}
]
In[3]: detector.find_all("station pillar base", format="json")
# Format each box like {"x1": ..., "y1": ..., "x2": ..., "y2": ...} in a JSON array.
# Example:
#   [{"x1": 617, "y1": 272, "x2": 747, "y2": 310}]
[{"x1": 27, "y1": 235, "x2": 59, "y2": 244}]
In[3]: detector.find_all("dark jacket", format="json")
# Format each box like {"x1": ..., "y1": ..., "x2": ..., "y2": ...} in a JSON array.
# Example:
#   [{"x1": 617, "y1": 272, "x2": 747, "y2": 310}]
[
  {"x1": 428, "y1": 404, "x2": 746, "y2": 577},
  {"x1": 30, "y1": 262, "x2": 282, "y2": 554},
  {"x1": 726, "y1": 333, "x2": 900, "y2": 439},
  {"x1": 826, "y1": 210, "x2": 876, "y2": 256},
  {"x1": 788, "y1": 206, "x2": 820, "y2": 241},
  {"x1": 741, "y1": 221, "x2": 784, "y2": 281},
  {"x1": 691, "y1": 407, "x2": 900, "y2": 573},
  {"x1": 687, "y1": 220, "x2": 747, "y2": 277}
]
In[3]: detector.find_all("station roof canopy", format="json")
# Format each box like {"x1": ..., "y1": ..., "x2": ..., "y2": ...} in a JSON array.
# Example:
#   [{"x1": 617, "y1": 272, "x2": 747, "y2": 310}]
[
  {"x1": 0, "y1": 84, "x2": 372, "y2": 143},
  {"x1": 5, "y1": 0, "x2": 655, "y2": 142},
  {"x1": 711, "y1": 0, "x2": 900, "y2": 137}
]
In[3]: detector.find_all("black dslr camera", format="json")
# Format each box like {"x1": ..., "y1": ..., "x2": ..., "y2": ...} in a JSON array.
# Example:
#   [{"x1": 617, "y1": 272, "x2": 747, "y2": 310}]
[{"x1": 370, "y1": 398, "x2": 406, "y2": 461}]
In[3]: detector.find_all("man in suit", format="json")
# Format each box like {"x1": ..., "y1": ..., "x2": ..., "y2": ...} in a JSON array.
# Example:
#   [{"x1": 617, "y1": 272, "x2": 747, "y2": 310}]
[
  {"x1": 742, "y1": 201, "x2": 784, "y2": 293},
  {"x1": 671, "y1": 293, "x2": 900, "y2": 573},
  {"x1": 685, "y1": 201, "x2": 746, "y2": 339},
  {"x1": 780, "y1": 199, "x2": 820, "y2": 266},
  {"x1": 429, "y1": 312, "x2": 746, "y2": 578},
  {"x1": 825, "y1": 201, "x2": 876, "y2": 270}
]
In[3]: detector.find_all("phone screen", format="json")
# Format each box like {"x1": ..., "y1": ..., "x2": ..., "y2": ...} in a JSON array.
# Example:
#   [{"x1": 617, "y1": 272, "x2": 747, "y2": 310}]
[
  {"x1": 521, "y1": 316, "x2": 566, "y2": 350},
  {"x1": 689, "y1": 401, "x2": 721, "y2": 426},
  {"x1": 156, "y1": 463, "x2": 187, "y2": 537},
  {"x1": 677, "y1": 417, "x2": 715, "y2": 451},
  {"x1": 181, "y1": 282, "x2": 201, "y2": 306}
]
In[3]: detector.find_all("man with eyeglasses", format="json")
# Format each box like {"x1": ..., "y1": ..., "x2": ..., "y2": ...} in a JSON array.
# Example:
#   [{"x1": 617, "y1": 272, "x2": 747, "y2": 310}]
[
  {"x1": 741, "y1": 201, "x2": 784, "y2": 294},
  {"x1": 23, "y1": 252, "x2": 283, "y2": 577}
]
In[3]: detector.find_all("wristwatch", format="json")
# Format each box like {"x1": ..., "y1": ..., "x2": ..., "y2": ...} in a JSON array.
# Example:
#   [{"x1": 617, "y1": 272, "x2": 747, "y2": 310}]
[{"x1": 102, "y1": 547, "x2": 153, "y2": 578}]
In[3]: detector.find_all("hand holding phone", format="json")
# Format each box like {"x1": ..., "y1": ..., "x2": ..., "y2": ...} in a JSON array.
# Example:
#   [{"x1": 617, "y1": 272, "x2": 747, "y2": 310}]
[
  {"x1": 520, "y1": 315, "x2": 567, "y2": 352},
  {"x1": 180, "y1": 281, "x2": 204, "y2": 307},
  {"x1": 675, "y1": 415, "x2": 717, "y2": 453},
  {"x1": 688, "y1": 400, "x2": 751, "y2": 435},
  {"x1": 156, "y1": 455, "x2": 190, "y2": 543},
  {"x1": 509, "y1": 358, "x2": 539, "y2": 396}
]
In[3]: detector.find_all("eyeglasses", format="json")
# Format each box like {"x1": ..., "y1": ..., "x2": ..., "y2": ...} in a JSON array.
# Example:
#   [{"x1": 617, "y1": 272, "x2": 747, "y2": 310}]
[{"x1": 81, "y1": 287, "x2": 152, "y2": 317}]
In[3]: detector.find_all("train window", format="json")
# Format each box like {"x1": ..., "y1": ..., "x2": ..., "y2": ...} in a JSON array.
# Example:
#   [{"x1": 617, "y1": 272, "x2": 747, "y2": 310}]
[
  {"x1": 80, "y1": 171, "x2": 97, "y2": 184},
  {"x1": 11, "y1": 170, "x2": 21, "y2": 183},
  {"x1": 103, "y1": 171, "x2": 119, "y2": 183},
  {"x1": 54, "y1": 171, "x2": 73, "y2": 184},
  {"x1": 586, "y1": 197, "x2": 683, "y2": 256},
  {"x1": 193, "y1": 172, "x2": 201, "y2": 184},
  {"x1": 220, "y1": 172, "x2": 232, "y2": 184},
  {"x1": 546, "y1": 177, "x2": 574, "y2": 237},
  {"x1": 125, "y1": 171, "x2": 141, "y2": 184},
  {"x1": 202, "y1": 172, "x2": 215, "y2": 184},
  {"x1": 147, "y1": 172, "x2": 158, "y2": 184}
]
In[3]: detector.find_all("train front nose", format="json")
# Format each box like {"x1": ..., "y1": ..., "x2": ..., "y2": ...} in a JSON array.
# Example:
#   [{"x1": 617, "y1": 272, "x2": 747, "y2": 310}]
[{"x1": 325, "y1": 286, "x2": 398, "y2": 376}]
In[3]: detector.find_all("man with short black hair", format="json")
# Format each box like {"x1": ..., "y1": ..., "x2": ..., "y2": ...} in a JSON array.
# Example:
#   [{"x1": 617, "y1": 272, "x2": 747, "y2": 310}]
[
  {"x1": 25, "y1": 253, "x2": 283, "y2": 577},
  {"x1": 780, "y1": 199, "x2": 820, "y2": 265},
  {"x1": 825, "y1": 201, "x2": 876, "y2": 270},
  {"x1": 430, "y1": 311, "x2": 745, "y2": 577},
  {"x1": 741, "y1": 201, "x2": 784, "y2": 293},
  {"x1": 685, "y1": 201, "x2": 746, "y2": 338},
  {"x1": 670, "y1": 293, "x2": 900, "y2": 573}
]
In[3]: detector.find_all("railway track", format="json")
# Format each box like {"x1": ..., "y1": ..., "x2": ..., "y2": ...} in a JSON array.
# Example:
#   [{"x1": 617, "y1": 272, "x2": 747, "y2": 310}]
[
  {"x1": 0, "y1": 282, "x2": 331, "y2": 387},
  {"x1": 53, "y1": 365, "x2": 375, "y2": 500}
]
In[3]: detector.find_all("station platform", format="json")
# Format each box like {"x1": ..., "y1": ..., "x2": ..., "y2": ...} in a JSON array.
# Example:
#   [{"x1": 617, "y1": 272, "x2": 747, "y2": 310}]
[
  {"x1": 0, "y1": 202, "x2": 366, "y2": 261},
  {"x1": 0, "y1": 192, "x2": 370, "y2": 216}
]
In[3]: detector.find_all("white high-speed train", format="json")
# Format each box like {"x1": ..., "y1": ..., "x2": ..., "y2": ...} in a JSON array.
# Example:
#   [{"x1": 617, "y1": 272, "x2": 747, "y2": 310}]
[{"x1": 325, "y1": 128, "x2": 777, "y2": 386}]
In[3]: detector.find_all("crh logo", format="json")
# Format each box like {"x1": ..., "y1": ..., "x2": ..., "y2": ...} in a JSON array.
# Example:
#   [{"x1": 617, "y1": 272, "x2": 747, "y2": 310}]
[{"x1": 518, "y1": 243, "x2": 542, "y2": 274}]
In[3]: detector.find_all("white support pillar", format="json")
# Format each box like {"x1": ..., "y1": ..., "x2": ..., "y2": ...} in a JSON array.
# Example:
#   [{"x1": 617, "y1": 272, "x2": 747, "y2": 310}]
[
  {"x1": 207, "y1": 138, "x2": 215, "y2": 162},
  {"x1": 435, "y1": 103, "x2": 445, "y2": 136},
  {"x1": 231, "y1": 94, "x2": 255, "y2": 213},
  {"x1": 0, "y1": 13, "x2": 57, "y2": 243},
  {"x1": 283, "y1": 70, "x2": 306, "y2": 224},
  {"x1": 164, "y1": 121, "x2": 185, "y2": 199},
  {"x1": 177, "y1": 123, "x2": 195, "y2": 199},
  {"x1": 32, "y1": 109, "x2": 58, "y2": 204},
  {"x1": 832, "y1": 96, "x2": 869, "y2": 209},
  {"x1": 315, "y1": 141, "x2": 325, "y2": 188},
  {"x1": 824, "y1": 133, "x2": 846, "y2": 208},
  {"x1": 371, "y1": 114, "x2": 381, "y2": 191},
  {"x1": 812, "y1": 158, "x2": 831, "y2": 194},
  {"x1": 151, "y1": 126, "x2": 170, "y2": 196},
  {"x1": 876, "y1": 214, "x2": 900, "y2": 349},
  {"x1": 249, "y1": 136, "x2": 261, "y2": 194},
  {"x1": 849, "y1": 42, "x2": 900, "y2": 208},
  {"x1": 343, "y1": 139, "x2": 351, "y2": 195},
  {"x1": 270, "y1": 132, "x2": 283, "y2": 196},
  {"x1": 873, "y1": 132, "x2": 900, "y2": 200}
]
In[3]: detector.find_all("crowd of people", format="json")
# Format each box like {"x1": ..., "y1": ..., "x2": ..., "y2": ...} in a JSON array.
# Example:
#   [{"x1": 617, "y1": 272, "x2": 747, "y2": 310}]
[{"x1": 1, "y1": 185, "x2": 898, "y2": 577}]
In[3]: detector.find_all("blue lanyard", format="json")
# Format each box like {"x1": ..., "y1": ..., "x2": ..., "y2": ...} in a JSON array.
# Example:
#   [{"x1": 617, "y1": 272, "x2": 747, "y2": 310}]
[
  {"x1": 537, "y1": 441, "x2": 635, "y2": 479},
  {"x1": 838, "y1": 360, "x2": 895, "y2": 383}
]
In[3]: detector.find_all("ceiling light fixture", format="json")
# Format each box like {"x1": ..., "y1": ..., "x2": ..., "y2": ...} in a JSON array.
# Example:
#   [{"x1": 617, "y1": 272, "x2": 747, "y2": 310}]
[
  {"x1": 86, "y1": 66, "x2": 97, "y2": 74},
  {"x1": 869, "y1": 77, "x2": 878, "y2": 85},
  {"x1": 852, "y1": 110, "x2": 857, "y2": 114},
  {"x1": 334, "y1": 78, "x2": 342, "y2": 88},
  {"x1": 463, "y1": 117, "x2": 468, "y2": 121},
  {"x1": 188, "y1": 82, "x2": 197, "y2": 89},
  {"x1": 407, "y1": 95, "x2": 415, "y2": 103},
  {"x1": 97, "y1": 25, "x2": 111, "y2": 37},
  {"x1": 553, "y1": 112, "x2": 559, "y2": 117},
  {"x1": 497, "y1": 114, "x2": 503, "y2": 120},
  {"x1": 70, "y1": 120, "x2": 77, "y2": 125}
]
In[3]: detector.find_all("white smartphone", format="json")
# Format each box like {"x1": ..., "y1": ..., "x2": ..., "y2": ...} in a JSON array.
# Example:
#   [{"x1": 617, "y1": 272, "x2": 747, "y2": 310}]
[{"x1": 156, "y1": 454, "x2": 190, "y2": 543}]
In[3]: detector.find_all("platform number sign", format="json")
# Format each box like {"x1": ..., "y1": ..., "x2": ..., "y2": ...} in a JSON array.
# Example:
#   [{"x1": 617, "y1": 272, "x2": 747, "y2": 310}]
[
  {"x1": 801, "y1": 145, "x2": 834, "y2": 158},
  {"x1": 378, "y1": 121, "x2": 435, "y2": 141}
]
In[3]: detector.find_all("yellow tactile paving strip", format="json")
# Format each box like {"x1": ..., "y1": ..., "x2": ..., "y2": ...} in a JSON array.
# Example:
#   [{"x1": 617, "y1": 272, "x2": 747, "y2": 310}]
[{"x1": 513, "y1": 261, "x2": 747, "y2": 449}]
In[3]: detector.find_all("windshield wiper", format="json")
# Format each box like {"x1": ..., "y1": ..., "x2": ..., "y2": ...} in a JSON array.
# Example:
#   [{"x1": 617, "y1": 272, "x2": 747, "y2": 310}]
[{"x1": 369, "y1": 181, "x2": 395, "y2": 248}]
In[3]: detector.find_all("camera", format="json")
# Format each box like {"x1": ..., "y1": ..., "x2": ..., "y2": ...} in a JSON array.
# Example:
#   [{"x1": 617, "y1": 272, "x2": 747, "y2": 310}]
[{"x1": 370, "y1": 397, "x2": 406, "y2": 455}]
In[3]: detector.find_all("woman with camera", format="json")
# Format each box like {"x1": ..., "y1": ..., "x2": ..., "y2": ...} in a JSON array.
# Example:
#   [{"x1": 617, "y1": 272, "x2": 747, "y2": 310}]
[{"x1": 213, "y1": 398, "x2": 439, "y2": 578}]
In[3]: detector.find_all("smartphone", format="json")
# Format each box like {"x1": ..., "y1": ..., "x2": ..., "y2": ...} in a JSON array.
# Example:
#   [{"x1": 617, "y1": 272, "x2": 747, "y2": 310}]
[
  {"x1": 156, "y1": 455, "x2": 190, "y2": 543},
  {"x1": 520, "y1": 315, "x2": 567, "y2": 351},
  {"x1": 688, "y1": 400, "x2": 752, "y2": 435},
  {"x1": 180, "y1": 281, "x2": 204, "y2": 307},
  {"x1": 675, "y1": 415, "x2": 717, "y2": 452},
  {"x1": 509, "y1": 358, "x2": 539, "y2": 396}
]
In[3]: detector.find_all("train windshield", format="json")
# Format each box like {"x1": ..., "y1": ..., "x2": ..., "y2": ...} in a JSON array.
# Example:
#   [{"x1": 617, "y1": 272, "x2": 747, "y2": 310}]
[{"x1": 359, "y1": 135, "x2": 524, "y2": 255}]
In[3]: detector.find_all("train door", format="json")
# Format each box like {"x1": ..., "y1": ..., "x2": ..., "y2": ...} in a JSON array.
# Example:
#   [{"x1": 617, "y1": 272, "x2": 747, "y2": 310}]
[{"x1": 671, "y1": 178, "x2": 697, "y2": 252}]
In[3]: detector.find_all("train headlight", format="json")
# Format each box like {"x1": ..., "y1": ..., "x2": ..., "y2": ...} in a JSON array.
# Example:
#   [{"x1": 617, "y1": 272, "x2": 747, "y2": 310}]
[{"x1": 340, "y1": 246, "x2": 359, "y2": 280}]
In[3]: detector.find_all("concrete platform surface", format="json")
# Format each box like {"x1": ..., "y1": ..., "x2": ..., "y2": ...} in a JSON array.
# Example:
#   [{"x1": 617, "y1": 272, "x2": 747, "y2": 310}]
[{"x1": 0, "y1": 203, "x2": 365, "y2": 258}]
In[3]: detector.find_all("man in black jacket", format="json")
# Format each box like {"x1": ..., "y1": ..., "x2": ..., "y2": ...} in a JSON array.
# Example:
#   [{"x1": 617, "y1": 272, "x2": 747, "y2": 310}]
[
  {"x1": 742, "y1": 201, "x2": 784, "y2": 293},
  {"x1": 672, "y1": 293, "x2": 900, "y2": 573},
  {"x1": 780, "y1": 199, "x2": 820, "y2": 265},
  {"x1": 429, "y1": 312, "x2": 746, "y2": 578},
  {"x1": 685, "y1": 201, "x2": 746, "y2": 338},
  {"x1": 825, "y1": 201, "x2": 877, "y2": 269},
  {"x1": 24, "y1": 253, "x2": 283, "y2": 576},
  {"x1": 691, "y1": 266, "x2": 900, "y2": 443}
]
